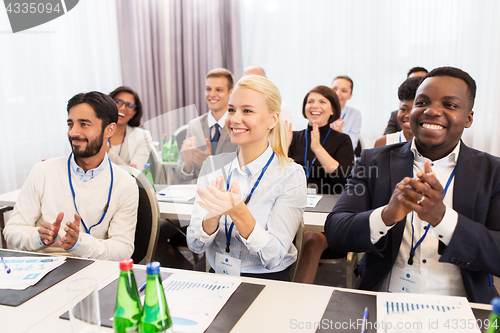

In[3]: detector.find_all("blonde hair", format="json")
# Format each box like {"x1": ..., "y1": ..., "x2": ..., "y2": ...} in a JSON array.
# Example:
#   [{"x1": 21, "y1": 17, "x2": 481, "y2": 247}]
[
  {"x1": 235, "y1": 75, "x2": 291, "y2": 167},
  {"x1": 206, "y1": 68, "x2": 234, "y2": 90}
]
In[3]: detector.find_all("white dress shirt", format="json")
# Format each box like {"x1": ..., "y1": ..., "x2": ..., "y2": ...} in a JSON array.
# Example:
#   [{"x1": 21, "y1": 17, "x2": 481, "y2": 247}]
[
  {"x1": 187, "y1": 144, "x2": 307, "y2": 274},
  {"x1": 333, "y1": 105, "x2": 362, "y2": 149},
  {"x1": 207, "y1": 111, "x2": 227, "y2": 139},
  {"x1": 369, "y1": 139, "x2": 467, "y2": 296}
]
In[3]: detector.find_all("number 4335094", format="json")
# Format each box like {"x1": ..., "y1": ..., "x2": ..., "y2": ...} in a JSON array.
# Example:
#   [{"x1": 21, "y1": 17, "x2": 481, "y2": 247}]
[
  {"x1": 6, "y1": 2, "x2": 62, "y2": 14},
  {"x1": 444, "y1": 318, "x2": 498, "y2": 330}
]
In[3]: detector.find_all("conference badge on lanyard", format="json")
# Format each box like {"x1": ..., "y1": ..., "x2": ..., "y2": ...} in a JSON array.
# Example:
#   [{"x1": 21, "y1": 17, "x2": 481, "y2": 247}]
[{"x1": 214, "y1": 252, "x2": 242, "y2": 276}]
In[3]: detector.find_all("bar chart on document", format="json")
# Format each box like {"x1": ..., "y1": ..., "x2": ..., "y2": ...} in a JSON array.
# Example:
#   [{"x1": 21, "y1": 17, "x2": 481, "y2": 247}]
[
  {"x1": 377, "y1": 293, "x2": 481, "y2": 333},
  {"x1": 159, "y1": 273, "x2": 242, "y2": 333}
]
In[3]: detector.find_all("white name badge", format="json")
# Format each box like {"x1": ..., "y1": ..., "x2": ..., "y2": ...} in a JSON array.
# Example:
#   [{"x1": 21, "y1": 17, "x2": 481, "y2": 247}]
[
  {"x1": 389, "y1": 265, "x2": 423, "y2": 294},
  {"x1": 214, "y1": 252, "x2": 241, "y2": 276}
]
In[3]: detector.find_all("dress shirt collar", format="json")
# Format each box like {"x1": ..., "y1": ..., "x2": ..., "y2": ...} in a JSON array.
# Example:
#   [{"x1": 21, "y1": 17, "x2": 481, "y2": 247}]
[
  {"x1": 410, "y1": 138, "x2": 460, "y2": 165},
  {"x1": 340, "y1": 105, "x2": 351, "y2": 118},
  {"x1": 207, "y1": 111, "x2": 227, "y2": 129},
  {"x1": 70, "y1": 152, "x2": 109, "y2": 182},
  {"x1": 230, "y1": 144, "x2": 274, "y2": 177}
]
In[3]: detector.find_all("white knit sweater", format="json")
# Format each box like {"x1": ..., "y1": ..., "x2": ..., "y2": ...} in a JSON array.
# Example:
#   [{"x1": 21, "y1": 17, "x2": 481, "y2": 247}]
[{"x1": 4, "y1": 155, "x2": 139, "y2": 261}]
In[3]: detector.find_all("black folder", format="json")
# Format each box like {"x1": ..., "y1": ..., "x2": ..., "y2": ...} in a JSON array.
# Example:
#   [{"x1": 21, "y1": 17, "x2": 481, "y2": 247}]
[
  {"x1": 316, "y1": 290, "x2": 491, "y2": 333},
  {"x1": 0, "y1": 250, "x2": 93, "y2": 307}
]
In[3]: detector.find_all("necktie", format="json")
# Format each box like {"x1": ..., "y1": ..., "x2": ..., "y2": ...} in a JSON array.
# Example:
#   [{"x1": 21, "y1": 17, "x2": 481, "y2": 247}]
[{"x1": 211, "y1": 123, "x2": 220, "y2": 154}]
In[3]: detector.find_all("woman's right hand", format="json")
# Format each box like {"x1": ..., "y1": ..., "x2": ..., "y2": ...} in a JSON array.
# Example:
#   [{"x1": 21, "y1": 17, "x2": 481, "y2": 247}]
[
  {"x1": 200, "y1": 176, "x2": 226, "y2": 235},
  {"x1": 310, "y1": 121, "x2": 322, "y2": 153}
]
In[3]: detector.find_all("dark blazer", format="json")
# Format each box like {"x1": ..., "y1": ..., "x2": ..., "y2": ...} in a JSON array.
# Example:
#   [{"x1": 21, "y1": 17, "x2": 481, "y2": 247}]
[
  {"x1": 383, "y1": 110, "x2": 401, "y2": 135},
  {"x1": 324, "y1": 140, "x2": 500, "y2": 304},
  {"x1": 175, "y1": 113, "x2": 237, "y2": 183}
]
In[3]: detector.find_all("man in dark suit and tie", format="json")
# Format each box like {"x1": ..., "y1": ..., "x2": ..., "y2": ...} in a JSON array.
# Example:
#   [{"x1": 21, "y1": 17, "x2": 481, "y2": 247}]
[
  {"x1": 175, "y1": 68, "x2": 237, "y2": 183},
  {"x1": 325, "y1": 67, "x2": 500, "y2": 304}
]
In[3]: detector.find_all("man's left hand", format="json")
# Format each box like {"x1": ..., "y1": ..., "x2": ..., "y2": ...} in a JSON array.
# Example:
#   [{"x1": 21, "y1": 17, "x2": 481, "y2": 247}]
[
  {"x1": 191, "y1": 138, "x2": 212, "y2": 166},
  {"x1": 59, "y1": 214, "x2": 81, "y2": 250},
  {"x1": 396, "y1": 161, "x2": 446, "y2": 227}
]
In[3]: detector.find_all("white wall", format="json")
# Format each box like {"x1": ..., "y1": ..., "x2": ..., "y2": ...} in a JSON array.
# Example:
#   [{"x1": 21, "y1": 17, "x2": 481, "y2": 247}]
[
  {"x1": 240, "y1": 0, "x2": 500, "y2": 154},
  {"x1": 0, "y1": 0, "x2": 123, "y2": 194}
]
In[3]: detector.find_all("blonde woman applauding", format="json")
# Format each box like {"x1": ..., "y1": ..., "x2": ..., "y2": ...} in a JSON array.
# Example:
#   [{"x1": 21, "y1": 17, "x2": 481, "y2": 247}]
[{"x1": 187, "y1": 75, "x2": 307, "y2": 281}]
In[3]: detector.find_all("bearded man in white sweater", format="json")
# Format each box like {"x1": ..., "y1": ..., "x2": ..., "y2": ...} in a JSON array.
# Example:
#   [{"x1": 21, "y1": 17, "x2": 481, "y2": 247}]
[{"x1": 4, "y1": 92, "x2": 139, "y2": 261}]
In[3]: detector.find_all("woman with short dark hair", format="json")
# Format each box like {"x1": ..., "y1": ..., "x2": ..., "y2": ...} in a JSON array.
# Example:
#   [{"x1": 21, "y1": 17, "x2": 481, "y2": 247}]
[{"x1": 288, "y1": 85, "x2": 354, "y2": 284}]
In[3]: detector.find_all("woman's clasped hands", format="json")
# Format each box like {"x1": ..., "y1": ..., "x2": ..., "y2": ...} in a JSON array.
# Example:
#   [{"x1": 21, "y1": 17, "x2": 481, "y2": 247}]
[{"x1": 197, "y1": 175, "x2": 242, "y2": 219}]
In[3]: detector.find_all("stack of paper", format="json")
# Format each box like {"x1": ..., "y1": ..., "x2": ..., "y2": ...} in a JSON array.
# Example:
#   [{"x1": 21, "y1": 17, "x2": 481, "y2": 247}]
[
  {"x1": 0, "y1": 256, "x2": 66, "y2": 290},
  {"x1": 377, "y1": 293, "x2": 481, "y2": 333},
  {"x1": 142, "y1": 272, "x2": 241, "y2": 333},
  {"x1": 306, "y1": 194, "x2": 323, "y2": 208}
]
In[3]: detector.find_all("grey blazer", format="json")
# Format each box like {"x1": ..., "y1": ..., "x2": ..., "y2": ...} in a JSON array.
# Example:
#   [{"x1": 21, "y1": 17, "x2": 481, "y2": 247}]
[{"x1": 175, "y1": 113, "x2": 237, "y2": 183}]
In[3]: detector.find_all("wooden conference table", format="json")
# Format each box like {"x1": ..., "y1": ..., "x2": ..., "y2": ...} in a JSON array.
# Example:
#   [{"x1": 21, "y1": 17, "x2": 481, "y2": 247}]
[{"x1": 0, "y1": 189, "x2": 336, "y2": 233}]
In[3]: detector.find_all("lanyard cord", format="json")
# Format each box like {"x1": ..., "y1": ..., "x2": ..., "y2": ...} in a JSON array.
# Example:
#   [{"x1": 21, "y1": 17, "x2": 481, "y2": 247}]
[
  {"x1": 67, "y1": 154, "x2": 113, "y2": 234},
  {"x1": 107, "y1": 133, "x2": 126, "y2": 156},
  {"x1": 408, "y1": 166, "x2": 456, "y2": 265},
  {"x1": 304, "y1": 127, "x2": 331, "y2": 179},
  {"x1": 224, "y1": 152, "x2": 275, "y2": 253}
]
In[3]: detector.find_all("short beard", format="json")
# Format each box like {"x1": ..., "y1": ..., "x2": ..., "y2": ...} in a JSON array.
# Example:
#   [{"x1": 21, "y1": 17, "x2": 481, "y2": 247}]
[{"x1": 70, "y1": 130, "x2": 104, "y2": 158}]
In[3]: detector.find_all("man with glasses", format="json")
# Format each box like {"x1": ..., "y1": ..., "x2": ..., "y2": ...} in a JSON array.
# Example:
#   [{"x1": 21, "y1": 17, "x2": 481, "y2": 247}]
[{"x1": 4, "y1": 92, "x2": 139, "y2": 261}]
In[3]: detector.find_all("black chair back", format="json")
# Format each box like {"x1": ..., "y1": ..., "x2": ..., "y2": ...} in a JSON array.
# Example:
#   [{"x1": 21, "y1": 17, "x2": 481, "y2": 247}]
[{"x1": 131, "y1": 179, "x2": 153, "y2": 264}]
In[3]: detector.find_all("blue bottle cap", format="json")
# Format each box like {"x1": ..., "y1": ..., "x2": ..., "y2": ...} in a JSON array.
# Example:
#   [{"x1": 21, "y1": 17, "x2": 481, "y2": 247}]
[
  {"x1": 144, "y1": 163, "x2": 151, "y2": 168},
  {"x1": 146, "y1": 261, "x2": 160, "y2": 275},
  {"x1": 492, "y1": 297, "x2": 500, "y2": 314},
  {"x1": 171, "y1": 134, "x2": 175, "y2": 137}
]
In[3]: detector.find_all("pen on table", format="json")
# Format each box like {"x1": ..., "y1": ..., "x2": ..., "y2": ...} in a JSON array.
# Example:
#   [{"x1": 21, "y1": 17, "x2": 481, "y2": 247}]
[
  {"x1": 1, "y1": 257, "x2": 11, "y2": 274},
  {"x1": 360, "y1": 307, "x2": 368, "y2": 333},
  {"x1": 138, "y1": 282, "x2": 146, "y2": 292}
]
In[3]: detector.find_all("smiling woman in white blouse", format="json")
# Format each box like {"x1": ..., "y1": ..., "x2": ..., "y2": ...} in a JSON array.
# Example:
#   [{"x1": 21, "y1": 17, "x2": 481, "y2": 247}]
[
  {"x1": 107, "y1": 86, "x2": 152, "y2": 171},
  {"x1": 187, "y1": 75, "x2": 307, "y2": 281}
]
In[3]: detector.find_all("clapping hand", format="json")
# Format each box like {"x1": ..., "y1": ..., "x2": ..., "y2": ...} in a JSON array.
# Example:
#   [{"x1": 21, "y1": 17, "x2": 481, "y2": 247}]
[
  {"x1": 59, "y1": 214, "x2": 81, "y2": 250},
  {"x1": 310, "y1": 121, "x2": 321, "y2": 152},
  {"x1": 331, "y1": 119, "x2": 344, "y2": 133},
  {"x1": 197, "y1": 176, "x2": 242, "y2": 219},
  {"x1": 191, "y1": 138, "x2": 212, "y2": 166},
  {"x1": 396, "y1": 161, "x2": 446, "y2": 227},
  {"x1": 38, "y1": 212, "x2": 64, "y2": 246}
]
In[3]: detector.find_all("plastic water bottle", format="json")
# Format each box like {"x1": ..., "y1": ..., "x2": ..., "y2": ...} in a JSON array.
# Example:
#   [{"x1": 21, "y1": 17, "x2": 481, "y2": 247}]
[
  {"x1": 169, "y1": 135, "x2": 178, "y2": 162},
  {"x1": 488, "y1": 297, "x2": 500, "y2": 333},
  {"x1": 161, "y1": 134, "x2": 170, "y2": 162},
  {"x1": 113, "y1": 258, "x2": 142, "y2": 333},
  {"x1": 143, "y1": 164, "x2": 156, "y2": 191},
  {"x1": 139, "y1": 262, "x2": 173, "y2": 333}
]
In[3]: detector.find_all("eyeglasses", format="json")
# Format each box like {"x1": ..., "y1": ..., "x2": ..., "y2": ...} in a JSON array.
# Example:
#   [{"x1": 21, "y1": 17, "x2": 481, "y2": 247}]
[{"x1": 114, "y1": 99, "x2": 136, "y2": 110}]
